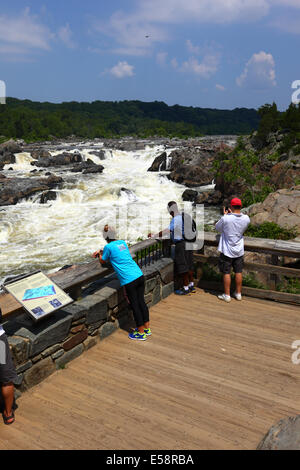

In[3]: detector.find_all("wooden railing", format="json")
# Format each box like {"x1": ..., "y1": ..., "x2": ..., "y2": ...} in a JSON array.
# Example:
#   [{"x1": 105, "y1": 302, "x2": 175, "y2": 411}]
[
  {"x1": 0, "y1": 239, "x2": 171, "y2": 320},
  {"x1": 195, "y1": 233, "x2": 300, "y2": 305},
  {"x1": 1, "y1": 232, "x2": 299, "y2": 320}
]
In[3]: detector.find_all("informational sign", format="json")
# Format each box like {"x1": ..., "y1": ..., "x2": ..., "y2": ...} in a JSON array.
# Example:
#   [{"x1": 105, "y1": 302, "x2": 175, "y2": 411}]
[{"x1": 3, "y1": 271, "x2": 73, "y2": 322}]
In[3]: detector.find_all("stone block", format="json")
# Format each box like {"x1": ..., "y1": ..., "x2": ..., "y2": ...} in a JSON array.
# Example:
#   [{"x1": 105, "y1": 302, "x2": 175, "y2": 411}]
[
  {"x1": 83, "y1": 337, "x2": 98, "y2": 351},
  {"x1": 8, "y1": 336, "x2": 30, "y2": 366},
  {"x1": 41, "y1": 344, "x2": 62, "y2": 359},
  {"x1": 12, "y1": 311, "x2": 72, "y2": 358},
  {"x1": 59, "y1": 303, "x2": 87, "y2": 322},
  {"x1": 151, "y1": 284, "x2": 161, "y2": 306},
  {"x1": 31, "y1": 354, "x2": 42, "y2": 364},
  {"x1": 96, "y1": 286, "x2": 119, "y2": 309},
  {"x1": 162, "y1": 282, "x2": 174, "y2": 299},
  {"x1": 71, "y1": 324, "x2": 85, "y2": 334},
  {"x1": 87, "y1": 320, "x2": 105, "y2": 336},
  {"x1": 63, "y1": 329, "x2": 88, "y2": 351},
  {"x1": 145, "y1": 293, "x2": 152, "y2": 304},
  {"x1": 16, "y1": 360, "x2": 32, "y2": 375},
  {"x1": 99, "y1": 322, "x2": 117, "y2": 341},
  {"x1": 145, "y1": 277, "x2": 158, "y2": 294},
  {"x1": 51, "y1": 349, "x2": 64, "y2": 360},
  {"x1": 55, "y1": 344, "x2": 84, "y2": 369},
  {"x1": 156, "y1": 258, "x2": 174, "y2": 284},
  {"x1": 78, "y1": 294, "x2": 108, "y2": 326},
  {"x1": 24, "y1": 357, "x2": 55, "y2": 389}
]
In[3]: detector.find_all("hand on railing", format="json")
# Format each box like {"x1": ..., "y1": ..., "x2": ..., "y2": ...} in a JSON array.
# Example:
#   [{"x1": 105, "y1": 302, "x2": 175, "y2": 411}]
[{"x1": 92, "y1": 250, "x2": 103, "y2": 259}]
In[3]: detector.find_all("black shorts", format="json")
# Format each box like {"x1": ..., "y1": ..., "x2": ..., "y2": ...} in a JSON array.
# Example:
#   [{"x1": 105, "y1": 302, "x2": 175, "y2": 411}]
[
  {"x1": 218, "y1": 253, "x2": 244, "y2": 274},
  {"x1": 175, "y1": 241, "x2": 194, "y2": 275},
  {"x1": 0, "y1": 334, "x2": 19, "y2": 385}
]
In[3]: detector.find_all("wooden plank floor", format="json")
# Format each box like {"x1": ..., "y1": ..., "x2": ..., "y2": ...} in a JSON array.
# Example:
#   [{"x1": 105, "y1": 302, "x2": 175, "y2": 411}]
[{"x1": 0, "y1": 289, "x2": 299, "y2": 450}]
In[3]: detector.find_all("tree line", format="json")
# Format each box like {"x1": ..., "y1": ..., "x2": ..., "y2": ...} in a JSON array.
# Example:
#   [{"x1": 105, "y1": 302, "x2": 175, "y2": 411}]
[{"x1": 0, "y1": 98, "x2": 259, "y2": 141}]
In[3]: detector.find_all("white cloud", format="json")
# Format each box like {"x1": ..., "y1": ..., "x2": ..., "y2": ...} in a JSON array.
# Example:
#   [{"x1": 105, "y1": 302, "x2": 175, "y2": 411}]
[
  {"x1": 58, "y1": 23, "x2": 76, "y2": 49},
  {"x1": 181, "y1": 54, "x2": 219, "y2": 78},
  {"x1": 109, "y1": 61, "x2": 135, "y2": 78},
  {"x1": 237, "y1": 51, "x2": 276, "y2": 89},
  {"x1": 216, "y1": 84, "x2": 226, "y2": 91},
  {"x1": 91, "y1": 0, "x2": 272, "y2": 57},
  {"x1": 186, "y1": 40, "x2": 200, "y2": 55},
  {"x1": 0, "y1": 8, "x2": 52, "y2": 55}
]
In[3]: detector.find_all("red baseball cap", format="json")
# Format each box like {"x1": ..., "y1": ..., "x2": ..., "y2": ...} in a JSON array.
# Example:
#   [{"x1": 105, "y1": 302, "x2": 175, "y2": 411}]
[{"x1": 230, "y1": 198, "x2": 242, "y2": 207}]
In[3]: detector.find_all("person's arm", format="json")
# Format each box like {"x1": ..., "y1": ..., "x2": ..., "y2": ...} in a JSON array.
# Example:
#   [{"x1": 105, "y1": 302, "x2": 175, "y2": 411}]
[
  {"x1": 92, "y1": 248, "x2": 107, "y2": 265},
  {"x1": 215, "y1": 217, "x2": 224, "y2": 233},
  {"x1": 148, "y1": 227, "x2": 170, "y2": 239}
]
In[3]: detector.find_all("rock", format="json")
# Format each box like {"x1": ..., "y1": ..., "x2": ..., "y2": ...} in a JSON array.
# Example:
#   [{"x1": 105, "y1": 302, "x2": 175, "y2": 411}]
[
  {"x1": 0, "y1": 174, "x2": 63, "y2": 206},
  {"x1": 162, "y1": 282, "x2": 174, "y2": 299},
  {"x1": 83, "y1": 336, "x2": 98, "y2": 350},
  {"x1": 40, "y1": 190, "x2": 57, "y2": 204},
  {"x1": 182, "y1": 189, "x2": 198, "y2": 202},
  {"x1": 0, "y1": 139, "x2": 22, "y2": 156},
  {"x1": 31, "y1": 150, "x2": 51, "y2": 159},
  {"x1": 151, "y1": 285, "x2": 161, "y2": 306},
  {"x1": 88, "y1": 150, "x2": 106, "y2": 160},
  {"x1": 12, "y1": 311, "x2": 72, "y2": 357},
  {"x1": 34, "y1": 152, "x2": 82, "y2": 168},
  {"x1": 148, "y1": 152, "x2": 167, "y2": 171},
  {"x1": 8, "y1": 336, "x2": 30, "y2": 366},
  {"x1": 195, "y1": 190, "x2": 223, "y2": 206},
  {"x1": 257, "y1": 415, "x2": 300, "y2": 450},
  {"x1": 246, "y1": 186, "x2": 300, "y2": 231},
  {"x1": 99, "y1": 322, "x2": 117, "y2": 340},
  {"x1": 77, "y1": 294, "x2": 108, "y2": 325},
  {"x1": 23, "y1": 357, "x2": 55, "y2": 389},
  {"x1": 63, "y1": 329, "x2": 88, "y2": 351},
  {"x1": 82, "y1": 165, "x2": 104, "y2": 174},
  {"x1": 55, "y1": 344, "x2": 84, "y2": 369}
]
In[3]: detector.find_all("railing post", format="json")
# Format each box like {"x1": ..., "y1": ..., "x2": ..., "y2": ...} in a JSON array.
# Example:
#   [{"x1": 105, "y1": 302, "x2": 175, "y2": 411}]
[{"x1": 269, "y1": 255, "x2": 280, "y2": 291}]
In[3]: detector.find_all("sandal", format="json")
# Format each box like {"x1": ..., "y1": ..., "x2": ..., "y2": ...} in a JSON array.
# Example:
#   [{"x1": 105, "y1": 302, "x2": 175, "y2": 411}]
[{"x1": 3, "y1": 411, "x2": 15, "y2": 425}]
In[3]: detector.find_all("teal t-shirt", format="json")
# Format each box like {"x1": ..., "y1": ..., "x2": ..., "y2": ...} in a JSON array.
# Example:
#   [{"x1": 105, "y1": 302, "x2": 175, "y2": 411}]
[{"x1": 102, "y1": 240, "x2": 143, "y2": 286}]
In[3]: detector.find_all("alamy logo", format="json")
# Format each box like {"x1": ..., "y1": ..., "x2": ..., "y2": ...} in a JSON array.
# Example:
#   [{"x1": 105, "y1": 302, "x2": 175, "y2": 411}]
[
  {"x1": 0, "y1": 340, "x2": 6, "y2": 365},
  {"x1": 291, "y1": 340, "x2": 300, "y2": 365},
  {"x1": 291, "y1": 80, "x2": 300, "y2": 105},
  {"x1": 0, "y1": 80, "x2": 6, "y2": 105}
]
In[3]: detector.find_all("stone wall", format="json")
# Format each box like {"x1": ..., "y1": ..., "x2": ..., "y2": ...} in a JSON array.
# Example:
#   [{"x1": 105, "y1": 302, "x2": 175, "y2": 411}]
[{"x1": 3, "y1": 258, "x2": 174, "y2": 396}]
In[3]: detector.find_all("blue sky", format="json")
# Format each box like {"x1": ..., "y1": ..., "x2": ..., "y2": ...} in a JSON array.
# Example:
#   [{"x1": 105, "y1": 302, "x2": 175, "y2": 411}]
[{"x1": 0, "y1": 0, "x2": 300, "y2": 110}]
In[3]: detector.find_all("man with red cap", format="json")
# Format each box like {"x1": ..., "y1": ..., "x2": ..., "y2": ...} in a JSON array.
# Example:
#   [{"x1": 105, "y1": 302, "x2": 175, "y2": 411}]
[{"x1": 215, "y1": 198, "x2": 250, "y2": 302}]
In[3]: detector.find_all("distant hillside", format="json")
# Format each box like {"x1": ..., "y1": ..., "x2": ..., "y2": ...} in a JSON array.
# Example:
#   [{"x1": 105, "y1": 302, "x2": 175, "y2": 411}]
[{"x1": 0, "y1": 98, "x2": 260, "y2": 141}]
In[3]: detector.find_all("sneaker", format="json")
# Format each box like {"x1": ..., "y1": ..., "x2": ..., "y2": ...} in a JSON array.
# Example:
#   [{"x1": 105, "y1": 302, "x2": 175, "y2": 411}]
[
  {"x1": 234, "y1": 292, "x2": 242, "y2": 301},
  {"x1": 135, "y1": 328, "x2": 152, "y2": 336},
  {"x1": 218, "y1": 293, "x2": 231, "y2": 303},
  {"x1": 175, "y1": 288, "x2": 191, "y2": 296},
  {"x1": 128, "y1": 331, "x2": 147, "y2": 341},
  {"x1": 189, "y1": 285, "x2": 196, "y2": 294}
]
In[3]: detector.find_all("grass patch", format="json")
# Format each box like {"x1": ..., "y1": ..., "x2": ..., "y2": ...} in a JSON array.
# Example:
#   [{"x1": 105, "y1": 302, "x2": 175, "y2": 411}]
[
  {"x1": 245, "y1": 222, "x2": 298, "y2": 240},
  {"x1": 276, "y1": 278, "x2": 300, "y2": 295}
]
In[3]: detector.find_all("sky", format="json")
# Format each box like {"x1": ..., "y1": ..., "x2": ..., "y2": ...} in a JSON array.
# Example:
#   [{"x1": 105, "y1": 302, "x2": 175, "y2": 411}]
[{"x1": 0, "y1": 0, "x2": 300, "y2": 110}]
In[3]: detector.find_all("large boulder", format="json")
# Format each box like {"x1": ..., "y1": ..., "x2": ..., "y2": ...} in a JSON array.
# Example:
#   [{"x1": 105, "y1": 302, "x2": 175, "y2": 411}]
[
  {"x1": 148, "y1": 152, "x2": 167, "y2": 171},
  {"x1": 257, "y1": 415, "x2": 300, "y2": 450},
  {"x1": 246, "y1": 186, "x2": 300, "y2": 231},
  {"x1": 0, "y1": 175, "x2": 63, "y2": 206},
  {"x1": 33, "y1": 152, "x2": 82, "y2": 167}
]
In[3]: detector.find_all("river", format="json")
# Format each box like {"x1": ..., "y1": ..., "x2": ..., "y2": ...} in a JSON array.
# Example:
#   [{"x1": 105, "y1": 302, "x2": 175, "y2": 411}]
[{"x1": 0, "y1": 142, "x2": 220, "y2": 283}]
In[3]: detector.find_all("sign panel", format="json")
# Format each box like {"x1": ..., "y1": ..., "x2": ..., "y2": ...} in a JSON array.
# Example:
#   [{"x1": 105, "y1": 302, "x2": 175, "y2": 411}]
[{"x1": 3, "y1": 271, "x2": 73, "y2": 322}]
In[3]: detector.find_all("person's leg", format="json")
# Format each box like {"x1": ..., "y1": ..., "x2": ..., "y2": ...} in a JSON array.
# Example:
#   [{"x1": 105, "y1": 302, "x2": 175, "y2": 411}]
[
  {"x1": 223, "y1": 274, "x2": 231, "y2": 296},
  {"x1": 125, "y1": 278, "x2": 145, "y2": 333},
  {"x1": 136, "y1": 277, "x2": 150, "y2": 330},
  {"x1": 235, "y1": 273, "x2": 242, "y2": 294},
  {"x1": 1, "y1": 383, "x2": 14, "y2": 423},
  {"x1": 218, "y1": 254, "x2": 232, "y2": 301}
]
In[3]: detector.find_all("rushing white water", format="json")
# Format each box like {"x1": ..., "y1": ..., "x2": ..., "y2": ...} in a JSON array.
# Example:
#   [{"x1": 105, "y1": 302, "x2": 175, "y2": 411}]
[{"x1": 0, "y1": 144, "x2": 220, "y2": 282}]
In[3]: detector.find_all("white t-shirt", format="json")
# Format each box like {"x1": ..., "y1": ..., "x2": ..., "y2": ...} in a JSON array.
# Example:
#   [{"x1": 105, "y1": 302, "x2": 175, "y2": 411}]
[
  {"x1": 215, "y1": 213, "x2": 250, "y2": 258},
  {"x1": 0, "y1": 325, "x2": 5, "y2": 337}
]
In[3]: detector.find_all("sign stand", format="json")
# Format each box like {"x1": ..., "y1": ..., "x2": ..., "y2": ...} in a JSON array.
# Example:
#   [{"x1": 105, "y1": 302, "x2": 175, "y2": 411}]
[{"x1": 3, "y1": 271, "x2": 73, "y2": 322}]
